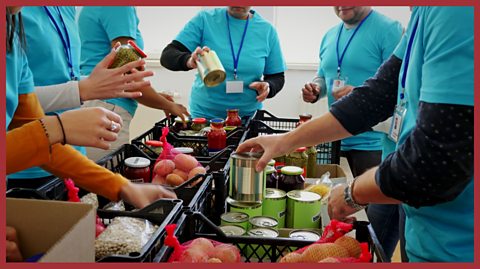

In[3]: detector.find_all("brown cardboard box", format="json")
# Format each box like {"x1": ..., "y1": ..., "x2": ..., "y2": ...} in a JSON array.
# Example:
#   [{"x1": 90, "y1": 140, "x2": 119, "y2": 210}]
[
  {"x1": 6, "y1": 198, "x2": 95, "y2": 262},
  {"x1": 305, "y1": 164, "x2": 347, "y2": 185}
]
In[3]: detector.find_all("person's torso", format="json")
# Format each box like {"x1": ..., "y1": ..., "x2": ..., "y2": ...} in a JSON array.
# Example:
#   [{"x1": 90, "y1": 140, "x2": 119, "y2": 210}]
[
  {"x1": 78, "y1": 6, "x2": 144, "y2": 116},
  {"x1": 176, "y1": 8, "x2": 286, "y2": 120}
]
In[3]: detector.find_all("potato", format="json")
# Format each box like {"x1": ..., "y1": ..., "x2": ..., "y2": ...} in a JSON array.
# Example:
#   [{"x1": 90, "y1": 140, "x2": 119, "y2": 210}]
[
  {"x1": 189, "y1": 238, "x2": 215, "y2": 255},
  {"x1": 151, "y1": 175, "x2": 166, "y2": 185},
  {"x1": 174, "y1": 154, "x2": 198, "y2": 172},
  {"x1": 279, "y1": 252, "x2": 303, "y2": 263},
  {"x1": 301, "y1": 243, "x2": 349, "y2": 262},
  {"x1": 188, "y1": 167, "x2": 207, "y2": 187},
  {"x1": 154, "y1": 160, "x2": 175, "y2": 177},
  {"x1": 207, "y1": 258, "x2": 222, "y2": 263},
  {"x1": 166, "y1": 173, "x2": 184, "y2": 187},
  {"x1": 334, "y1": 236, "x2": 361, "y2": 258},
  {"x1": 178, "y1": 248, "x2": 209, "y2": 263},
  {"x1": 172, "y1": 169, "x2": 189, "y2": 181},
  {"x1": 211, "y1": 244, "x2": 240, "y2": 263}
]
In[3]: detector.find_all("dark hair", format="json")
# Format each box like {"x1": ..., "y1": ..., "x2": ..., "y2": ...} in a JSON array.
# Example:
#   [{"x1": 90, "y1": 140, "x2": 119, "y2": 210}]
[{"x1": 6, "y1": 8, "x2": 26, "y2": 53}]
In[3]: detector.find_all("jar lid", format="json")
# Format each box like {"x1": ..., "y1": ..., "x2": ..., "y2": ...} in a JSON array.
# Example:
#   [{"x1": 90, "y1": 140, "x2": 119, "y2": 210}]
[
  {"x1": 268, "y1": 159, "x2": 276, "y2": 166},
  {"x1": 281, "y1": 166, "x2": 304, "y2": 175},
  {"x1": 174, "y1": 147, "x2": 194, "y2": 154},
  {"x1": 210, "y1": 118, "x2": 224, "y2": 124},
  {"x1": 224, "y1": 126, "x2": 237, "y2": 132},
  {"x1": 265, "y1": 166, "x2": 275, "y2": 174},
  {"x1": 227, "y1": 108, "x2": 239, "y2": 112},
  {"x1": 127, "y1": 40, "x2": 147, "y2": 58},
  {"x1": 287, "y1": 190, "x2": 321, "y2": 202},
  {"x1": 295, "y1": 147, "x2": 307, "y2": 152},
  {"x1": 146, "y1": 140, "x2": 163, "y2": 147},
  {"x1": 299, "y1": 113, "x2": 312, "y2": 119},
  {"x1": 124, "y1": 157, "x2": 150, "y2": 168},
  {"x1": 192, "y1": 118, "x2": 207, "y2": 124}
]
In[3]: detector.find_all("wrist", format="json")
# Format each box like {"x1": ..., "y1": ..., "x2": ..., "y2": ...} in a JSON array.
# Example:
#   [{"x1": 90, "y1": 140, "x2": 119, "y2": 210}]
[
  {"x1": 78, "y1": 79, "x2": 91, "y2": 101},
  {"x1": 344, "y1": 177, "x2": 367, "y2": 210},
  {"x1": 42, "y1": 116, "x2": 63, "y2": 145}
]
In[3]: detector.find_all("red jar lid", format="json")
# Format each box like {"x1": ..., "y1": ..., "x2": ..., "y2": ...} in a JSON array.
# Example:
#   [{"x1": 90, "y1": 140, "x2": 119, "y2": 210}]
[
  {"x1": 295, "y1": 147, "x2": 307, "y2": 152},
  {"x1": 146, "y1": 140, "x2": 163, "y2": 147},
  {"x1": 192, "y1": 118, "x2": 207, "y2": 124},
  {"x1": 127, "y1": 40, "x2": 147, "y2": 58}
]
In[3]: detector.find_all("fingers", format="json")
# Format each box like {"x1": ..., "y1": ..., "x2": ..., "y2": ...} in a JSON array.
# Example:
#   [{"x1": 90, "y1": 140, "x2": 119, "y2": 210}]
[
  {"x1": 97, "y1": 47, "x2": 118, "y2": 68},
  {"x1": 236, "y1": 137, "x2": 259, "y2": 153},
  {"x1": 104, "y1": 110, "x2": 123, "y2": 128},
  {"x1": 201, "y1": 46, "x2": 210, "y2": 52},
  {"x1": 117, "y1": 59, "x2": 148, "y2": 75},
  {"x1": 6, "y1": 226, "x2": 18, "y2": 242},
  {"x1": 158, "y1": 185, "x2": 177, "y2": 199},
  {"x1": 6, "y1": 240, "x2": 23, "y2": 262}
]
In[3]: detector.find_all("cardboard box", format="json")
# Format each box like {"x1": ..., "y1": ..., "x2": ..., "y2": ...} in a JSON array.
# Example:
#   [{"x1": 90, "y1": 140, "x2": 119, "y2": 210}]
[
  {"x1": 6, "y1": 198, "x2": 95, "y2": 262},
  {"x1": 305, "y1": 164, "x2": 347, "y2": 185}
]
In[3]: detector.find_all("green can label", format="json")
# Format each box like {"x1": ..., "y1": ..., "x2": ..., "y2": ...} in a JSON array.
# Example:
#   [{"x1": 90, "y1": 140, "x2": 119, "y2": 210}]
[
  {"x1": 286, "y1": 190, "x2": 321, "y2": 229},
  {"x1": 262, "y1": 188, "x2": 286, "y2": 228},
  {"x1": 227, "y1": 197, "x2": 262, "y2": 227}
]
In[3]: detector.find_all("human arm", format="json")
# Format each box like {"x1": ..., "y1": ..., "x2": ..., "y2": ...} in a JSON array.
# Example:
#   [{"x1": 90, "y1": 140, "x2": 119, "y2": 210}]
[{"x1": 302, "y1": 76, "x2": 326, "y2": 103}]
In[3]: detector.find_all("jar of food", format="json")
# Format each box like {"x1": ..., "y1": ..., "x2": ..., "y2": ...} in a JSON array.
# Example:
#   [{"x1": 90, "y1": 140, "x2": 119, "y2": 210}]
[
  {"x1": 278, "y1": 166, "x2": 305, "y2": 193},
  {"x1": 191, "y1": 118, "x2": 208, "y2": 132},
  {"x1": 172, "y1": 117, "x2": 190, "y2": 133},
  {"x1": 207, "y1": 119, "x2": 226, "y2": 156},
  {"x1": 145, "y1": 140, "x2": 163, "y2": 155},
  {"x1": 286, "y1": 147, "x2": 308, "y2": 177},
  {"x1": 306, "y1": 146, "x2": 317, "y2": 178},
  {"x1": 109, "y1": 40, "x2": 147, "y2": 69},
  {"x1": 174, "y1": 147, "x2": 194, "y2": 155},
  {"x1": 225, "y1": 109, "x2": 242, "y2": 127},
  {"x1": 268, "y1": 159, "x2": 276, "y2": 167},
  {"x1": 274, "y1": 155, "x2": 286, "y2": 167},
  {"x1": 265, "y1": 165, "x2": 277, "y2": 189},
  {"x1": 296, "y1": 113, "x2": 312, "y2": 128},
  {"x1": 122, "y1": 157, "x2": 151, "y2": 183}
]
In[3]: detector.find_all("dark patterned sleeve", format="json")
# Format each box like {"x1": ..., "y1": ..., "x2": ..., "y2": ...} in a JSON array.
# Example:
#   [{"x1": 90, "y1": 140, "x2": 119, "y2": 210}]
[
  {"x1": 160, "y1": 40, "x2": 192, "y2": 71},
  {"x1": 264, "y1": 72, "x2": 285, "y2": 98},
  {"x1": 330, "y1": 55, "x2": 402, "y2": 134},
  {"x1": 376, "y1": 102, "x2": 474, "y2": 207}
]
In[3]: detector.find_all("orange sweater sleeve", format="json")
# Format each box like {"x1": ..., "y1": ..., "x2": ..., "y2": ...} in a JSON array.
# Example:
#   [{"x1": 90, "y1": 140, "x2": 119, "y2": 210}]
[{"x1": 8, "y1": 93, "x2": 129, "y2": 201}]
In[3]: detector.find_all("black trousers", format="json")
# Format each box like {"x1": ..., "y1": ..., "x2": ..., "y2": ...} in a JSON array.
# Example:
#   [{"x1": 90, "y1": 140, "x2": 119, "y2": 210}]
[{"x1": 340, "y1": 149, "x2": 382, "y2": 177}]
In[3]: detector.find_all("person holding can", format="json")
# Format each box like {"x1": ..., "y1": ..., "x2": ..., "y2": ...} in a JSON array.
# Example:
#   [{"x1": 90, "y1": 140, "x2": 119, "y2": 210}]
[
  {"x1": 300, "y1": 6, "x2": 403, "y2": 260},
  {"x1": 77, "y1": 6, "x2": 190, "y2": 161},
  {"x1": 237, "y1": 6, "x2": 473, "y2": 262},
  {"x1": 160, "y1": 6, "x2": 286, "y2": 120}
]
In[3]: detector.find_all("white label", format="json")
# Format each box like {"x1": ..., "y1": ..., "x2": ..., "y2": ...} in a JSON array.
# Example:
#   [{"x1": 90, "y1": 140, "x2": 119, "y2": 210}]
[
  {"x1": 226, "y1": 80, "x2": 244, "y2": 93},
  {"x1": 332, "y1": 79, "x2": 346, "y2": 92}
]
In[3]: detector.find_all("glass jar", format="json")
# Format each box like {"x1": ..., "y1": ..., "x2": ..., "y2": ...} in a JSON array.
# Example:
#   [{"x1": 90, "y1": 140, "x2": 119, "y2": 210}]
[
  {"x1": 172, "y1": 117, "x2": 190, "y2": 133},
  {"x1": 109, "y1": 40, "x2": 147, "y2": 69},
  {"x1": 268, "y1": 159, "x2": 276, "y2": 167},
  {"x1": 306, "y1": 146, "x2": 317, "y2": 178},
  {"x1": 191, "y1": 118, "x2": 208, "y2": 132},
  {"x1": 122, "y1": 157, "x2": 151, "y2": 183},
  {"x1": 225, "y1": 109, "x2": 242, "y2": 127},
  {"x1": 145, "y1": 140, "x2": 163, "y2": 155},
  {"x1": 286, "y1": 147, "x2": 308, "y2": 177},
  {"x1": 278, "y1": 166, "x2": 305, "y2": 193},
  {"x1": 207, "y1": 118, "x2": 227, "y2": 156},
  {"x1": 296, "y1": 113, "x2": 313, "y2": 128},
  {"x1": 265, "y1": 166, "x2": 277, "y2": 189},
  {"x1": 274, "y1": 156, "x2": 286, "y2": 167}
]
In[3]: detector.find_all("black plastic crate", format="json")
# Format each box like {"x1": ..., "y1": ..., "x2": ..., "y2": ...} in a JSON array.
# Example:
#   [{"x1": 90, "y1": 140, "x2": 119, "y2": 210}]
[
  {"x1": 6, "y1": 176, "x2": 67, "y2": 201},
  {"x1": 154, "y1": 211, "x2": 387, "y2": 263},
  {"x1": 247, "y1": 110, "x2": 341, "y2": 164},
  {"x1": 95, "y1": 199, "x2": 182, "y2": 262}
]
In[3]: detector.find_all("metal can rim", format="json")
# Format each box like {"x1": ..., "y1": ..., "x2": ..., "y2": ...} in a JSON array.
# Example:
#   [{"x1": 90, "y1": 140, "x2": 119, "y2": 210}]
[{"x1": 221, "y1": 212, "x2": 250, "y2": 223}]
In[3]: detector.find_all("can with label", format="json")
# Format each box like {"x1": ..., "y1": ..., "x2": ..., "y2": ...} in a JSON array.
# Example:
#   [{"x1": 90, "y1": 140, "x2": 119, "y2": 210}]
[
  {"x1": 249, "y1": 216, "x2": 278, "y2": 230},
  {"x1": 288, "y1": 230, "x2": 321, "y2": 241},
  {"x1": 220, "y1": 212, "x2": 249, "y2": 230},
  {"x1": 247, "y1": 227, "x2": 279, "y2": 259},
  {"x1": 262, "y1": 188, "x2": 286, "y2": 228},
  {"x1": 227, "y1": 197, "x2": 263, "y2": 228},
  {"x1": 286, "y1": 190, "x2": 321, "y2": 229},
  {"x1": 196, "y1": 50, "x2": 226, "y2": 87},
  {"x1": 220, "y1": 225, "x2": 246, "y2": 236}
]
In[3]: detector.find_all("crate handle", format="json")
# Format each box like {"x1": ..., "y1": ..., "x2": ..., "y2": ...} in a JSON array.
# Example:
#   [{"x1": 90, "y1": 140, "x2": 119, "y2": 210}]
[
  {"x1": 187, "y1": 211, "x2": 228, "y2": 239},
  {"x1": 171, "y1": 173, "x2": 209, "y2": 191}
]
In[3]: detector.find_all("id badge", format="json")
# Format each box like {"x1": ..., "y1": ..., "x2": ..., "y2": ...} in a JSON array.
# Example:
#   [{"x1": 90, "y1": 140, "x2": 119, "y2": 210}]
[
  {"x1": 388, "y1": 104, "x2": 407, "y2": 142},
  {"x1": 226, "y1": 80, "x2": 244, "y2": 94},
  {"x1": 332, "y1": 78, "x2": 346, "y2": 93}
]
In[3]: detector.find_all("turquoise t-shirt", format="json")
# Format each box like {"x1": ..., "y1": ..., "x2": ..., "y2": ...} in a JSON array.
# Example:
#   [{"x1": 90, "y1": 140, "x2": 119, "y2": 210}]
[
  {"x1": 78, "y1": 6, "x2": 144, "y2": 116},
  {"x1": 6, "y1": 38, "x2": 35, "y2": 128},
  {"x1": 8, "y1": 6, "x2": 86, "y2": 180},
  {"x1": 175, "y1": 8, "x2": 286, "y2": 120},
  {"x1": 318, "y1": 10, "x2": 403, "y2": 151},
  {"x1": 394, "y1": 7, "x2": 473, "y2": 262}
]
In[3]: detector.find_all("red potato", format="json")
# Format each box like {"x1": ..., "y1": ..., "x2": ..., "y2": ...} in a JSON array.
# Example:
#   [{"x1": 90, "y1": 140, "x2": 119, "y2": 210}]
[
  {"x1": 172, "y1": 169, "x2": 189, "y2": 181},
  {"x1": 189, "y1": 238, "x2": 215, "y2": 255},
  {"x1": 211, "y1": 244, "x2": 240, "y2": 263},
  {"x1": 174, "y1": 154, "x2": 198, "y2": 172},
  {"x1": 188, "y1": 166, "x2": 207, "y2": 187},
  {"x1": 151, "y1": 175, "x2": 166, "y2": 185},
  {"x1": 154, "y1": 159, "x2": 175, "y2": 177},
  {"x1": 166, "y1": 173, "x2": 184, "y2": 187}
]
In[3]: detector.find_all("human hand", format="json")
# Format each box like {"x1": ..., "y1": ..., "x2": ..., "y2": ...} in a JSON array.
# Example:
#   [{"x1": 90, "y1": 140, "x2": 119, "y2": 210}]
[
  {"x1": 119, "y1": 182, "x2": 177, "y2": 209},
  {"x1": 79, "y1": 47, "x2": 154, "y2": 101},
  {"x1": 6, "y1": 226, "x2": 23, "y2": 262},
  {"x1": 249, "y1": 81, "x2": 270, "y2": 102},
  {"x1": 164, "y1": 102, "x2": 190, "y2": 123},
  {"x1": 332, "y1": 85, "x2": 354, "y2": 100},
  {"x1": 56, "y1": 107, "x2": 123, "y2": 149},
  {"x1": 327, "y1": 184, "x2": 361, "y2": 221},
  {"x1": 186, "y1": 46, "x2": 210, "y2": 69},
  {"x1": 302, "y1": 82, "x2": 321, "y2": 103}
]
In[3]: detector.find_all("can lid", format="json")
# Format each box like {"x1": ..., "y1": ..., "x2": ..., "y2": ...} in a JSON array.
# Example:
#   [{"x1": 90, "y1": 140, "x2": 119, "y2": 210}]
[
  {"x1": 146, "y1": 140, "x2": 163, "y2": 147},
  {"x1": 220, "y1": 225, "x2": 246, "y2": 236},
  {"x1": 192, "y1": 117, "x2": 207, "y2": 124},
  {"x1": 175, "y1": 117, "x2": 190, "y2": 123},
  {"x1": 280, "y1": 166, "x2": 304, "y2": 175},
  {"x1": 267, "y1": 159, "x2": 276, "y2": 166},
  {"x1": 231, "y1": 151, "x2": 262, "y2": 161},
  {"x1": 124, "y1": 157, "x2": 150, "y2": 168},
  {"x1": 295, "y1": 147, "x2": 307, "y2": 152},
  {"x1": 248, "y1": 228, "x2": 278, "y2": 238},
  {"x1": 250, "y1": 216, "x2": 278, "y2": 228},
  {"x1": 265, "y1": 166, "x2": 275, "y2": 175},
  {"x1": 226, "y1": 197, "x2": 262, "y2": 209},
  {"x1": 127, "y1": 40, "x2": 147, "y2": 58},
  {"x1": 287, "y1": 190, "x2": 321, "y2": 201},
  {"x1": 174, "y1": 147, "x2": 194, "y2": 154},
  {"x1": 221, "y1": 212, "x2": 249, "y2": 223},
  {"x1": 265, "y1": 188, "x2": 286, "y2": 199},
  {"x1": 289, "y1": 230, "x2": 320, "y2": 241}
]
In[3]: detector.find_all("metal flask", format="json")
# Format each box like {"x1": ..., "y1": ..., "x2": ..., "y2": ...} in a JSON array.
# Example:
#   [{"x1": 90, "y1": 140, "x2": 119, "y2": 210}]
[
  {"x1": 196, "y1": 50, "x2": 226, "y2": 87},
  {"x1": 229, "y1": 152, "x2": 266, "y2": 203}
]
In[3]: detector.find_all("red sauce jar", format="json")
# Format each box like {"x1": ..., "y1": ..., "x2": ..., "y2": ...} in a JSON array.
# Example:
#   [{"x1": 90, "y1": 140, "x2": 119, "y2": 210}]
[
  {"x1": 191, "y1": 118, "x2": 208, "y2": 132},
  {"x1": 122, "y1": 157, "x2": 151, "y2": 183},
  {"x1": 225, "y1": 109, "x2": 242, "y2": 127},
  {"x1": 296, "y1": 113, "x2": 312, "y2": 128},
  {"x1": 207, "y1": 118, "x2": 226, "y2": 156}
]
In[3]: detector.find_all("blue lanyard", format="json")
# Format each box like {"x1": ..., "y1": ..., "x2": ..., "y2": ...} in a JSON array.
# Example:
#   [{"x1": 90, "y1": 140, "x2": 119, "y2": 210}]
[
  {"x1": 400, "y1": 17, "x2": 420, "y2": 101},
  {"x1": 226, "y1": 10, "x2": 250, "y2": 80},
  {"x1": 336, "y1": 10, "x2": 373, "y2": 78},
  {"x1": 44, "y1": 6, "x2": 76, "y2": 80}
]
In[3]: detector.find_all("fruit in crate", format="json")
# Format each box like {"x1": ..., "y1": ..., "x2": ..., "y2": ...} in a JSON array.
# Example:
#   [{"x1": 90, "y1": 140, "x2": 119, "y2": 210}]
[
  {"x1": 174, "y1": 154, "x2": 198, "y2": 171},
  {"x1": 177, "y1": 238, "x2": 240, "y2": 263},
  {"x1": 211, "y1": 244, "x2": 241, "y2": 263},
  {"x1": 154, "y1": 160, "x2": 175, "y2": 176},
  {"x1": 334, "y1": 236, "x2": 361, "y2": 258},
  {"x1": 152, "y1": 154, "x2": 206, "y2": 187},
  {"x1": 166, "y1": 174, "x2": 184, "y2": 186}
]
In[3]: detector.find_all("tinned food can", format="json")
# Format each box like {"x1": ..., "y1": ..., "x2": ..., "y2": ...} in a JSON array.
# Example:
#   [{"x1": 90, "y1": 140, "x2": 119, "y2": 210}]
[
  {"x1": 262, "y1": 188, "x2": 286, "y2": 228},
  {"x1": 196, "y1": 50, "x2": 226, "y2": 87},
  {"x1": 249, "y1": 216, "x2": 278, "y2": 230},
  {"x1": 221, "y1": 212, "x2": 249, "y2": 230},
  {"x1": 286, "y1": 190, "x2": 321, "y2": 229},
  {"x1": 220, "y1": 225, "x2": 246, "y2": 236},
  {"x1": 246, "y1": 227, "x2": 279, "y2": 259},
  {"x1": 226, "y1": 197, "x2": 263, "y2": 228},
  {"x1": 288, "y1": 230, "x2": 321, "y2": 242}
]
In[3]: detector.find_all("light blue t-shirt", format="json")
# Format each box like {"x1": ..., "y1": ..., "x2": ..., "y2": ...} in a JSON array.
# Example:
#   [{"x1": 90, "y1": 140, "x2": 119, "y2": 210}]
[
  {"x1": 78, "y1": 6, "x2": 144, "y2": 116},
  {"x1": 9, "y1": 6, "x2": 86, "y2": 180},
  {"x1": 394, "y1": 7, "x2": 473, "y2": 262},
  {"x1": 6, "y1": 38, "x2": 35, "y2": 128},
  {"x1": 318, "y1": 10, "x2": 403, "y2": 151},
  {"x1": 175, "y1": 8, "x2": 286, "y2": 120}
]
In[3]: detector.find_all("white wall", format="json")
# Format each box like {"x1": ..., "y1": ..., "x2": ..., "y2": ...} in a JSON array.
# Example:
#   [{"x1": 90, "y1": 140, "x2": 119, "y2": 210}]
[{"x1": 130, "y1": 6, "x2": 411, "y2": 139}]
